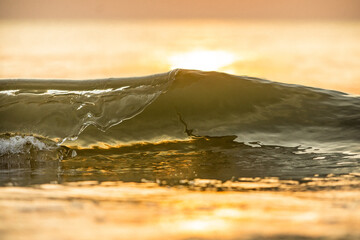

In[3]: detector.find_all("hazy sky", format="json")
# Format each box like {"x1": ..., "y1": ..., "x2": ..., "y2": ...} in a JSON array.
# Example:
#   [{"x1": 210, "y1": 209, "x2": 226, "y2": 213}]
[{"x1": 1, "y1": 0, "x2": 360, "y2": 19}]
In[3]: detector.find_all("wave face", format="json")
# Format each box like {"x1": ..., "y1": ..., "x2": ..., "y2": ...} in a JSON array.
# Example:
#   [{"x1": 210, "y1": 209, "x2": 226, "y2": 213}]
[{"x1": 1, "y1": 69, "x2": 359, "y2": 154}]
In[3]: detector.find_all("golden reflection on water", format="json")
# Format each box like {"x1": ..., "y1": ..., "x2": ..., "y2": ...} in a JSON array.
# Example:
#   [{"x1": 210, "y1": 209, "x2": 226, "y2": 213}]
[{"x1": 1, "y1": 180, "x2": 360, "y2": 239}]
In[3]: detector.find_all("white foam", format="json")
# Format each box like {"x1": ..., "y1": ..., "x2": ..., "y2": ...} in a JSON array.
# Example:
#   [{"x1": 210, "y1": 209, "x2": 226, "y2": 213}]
[
  {"x1": 0, "y1": 90, "x2": 19, "y2": 96},
  {"x1": 0, "y1": 135, "x2": 52, "y2": 155}
]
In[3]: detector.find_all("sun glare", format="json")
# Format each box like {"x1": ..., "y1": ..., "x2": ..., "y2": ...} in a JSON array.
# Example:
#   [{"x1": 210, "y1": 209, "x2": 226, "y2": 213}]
[
  {"x1": 169, "y1": 50, "x2": 236, "y2": 71},
  {"x1": 179, "y1": 219, "x2": 228, "y2": 232}
]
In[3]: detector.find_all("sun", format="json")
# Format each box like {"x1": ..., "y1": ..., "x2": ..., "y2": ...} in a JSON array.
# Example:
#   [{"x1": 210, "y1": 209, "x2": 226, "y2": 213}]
[{"x1": 169, "y1": 50, "x2": 235, "y2": 71}]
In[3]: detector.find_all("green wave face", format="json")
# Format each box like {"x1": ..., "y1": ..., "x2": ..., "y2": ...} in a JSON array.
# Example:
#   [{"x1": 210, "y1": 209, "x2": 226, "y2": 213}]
[{"x1": 0, "y1": 69, "x2": 359, "y2": 153}]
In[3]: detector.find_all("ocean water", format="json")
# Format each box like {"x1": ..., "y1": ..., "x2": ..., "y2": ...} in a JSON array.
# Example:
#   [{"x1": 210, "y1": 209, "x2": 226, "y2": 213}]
[{"x1": 0, "y1": 20, "x2": 360, "y2": 240}]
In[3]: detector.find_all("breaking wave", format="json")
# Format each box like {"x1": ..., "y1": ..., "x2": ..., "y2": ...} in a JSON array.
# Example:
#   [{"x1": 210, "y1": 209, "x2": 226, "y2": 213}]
[{"x1": 1, "y1": 69, "x2": 359, "y2": 158}]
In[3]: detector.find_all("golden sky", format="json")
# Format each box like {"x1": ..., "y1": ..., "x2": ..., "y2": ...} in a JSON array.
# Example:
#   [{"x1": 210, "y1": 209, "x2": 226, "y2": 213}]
[{"x1": 1, "y1": 0, "x2": 360, "y2": 19}]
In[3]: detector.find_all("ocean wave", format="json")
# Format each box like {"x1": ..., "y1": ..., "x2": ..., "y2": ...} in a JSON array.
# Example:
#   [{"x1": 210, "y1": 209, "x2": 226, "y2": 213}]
[{"x1": 1, "y1": 69, "x2": 359, "y2": 155}]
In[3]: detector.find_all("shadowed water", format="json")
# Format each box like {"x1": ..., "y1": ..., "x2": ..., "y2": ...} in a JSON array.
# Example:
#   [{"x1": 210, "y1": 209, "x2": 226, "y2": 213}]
[{"x1": 1, "y1": 136, "x2": 359, "y2": 189}]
